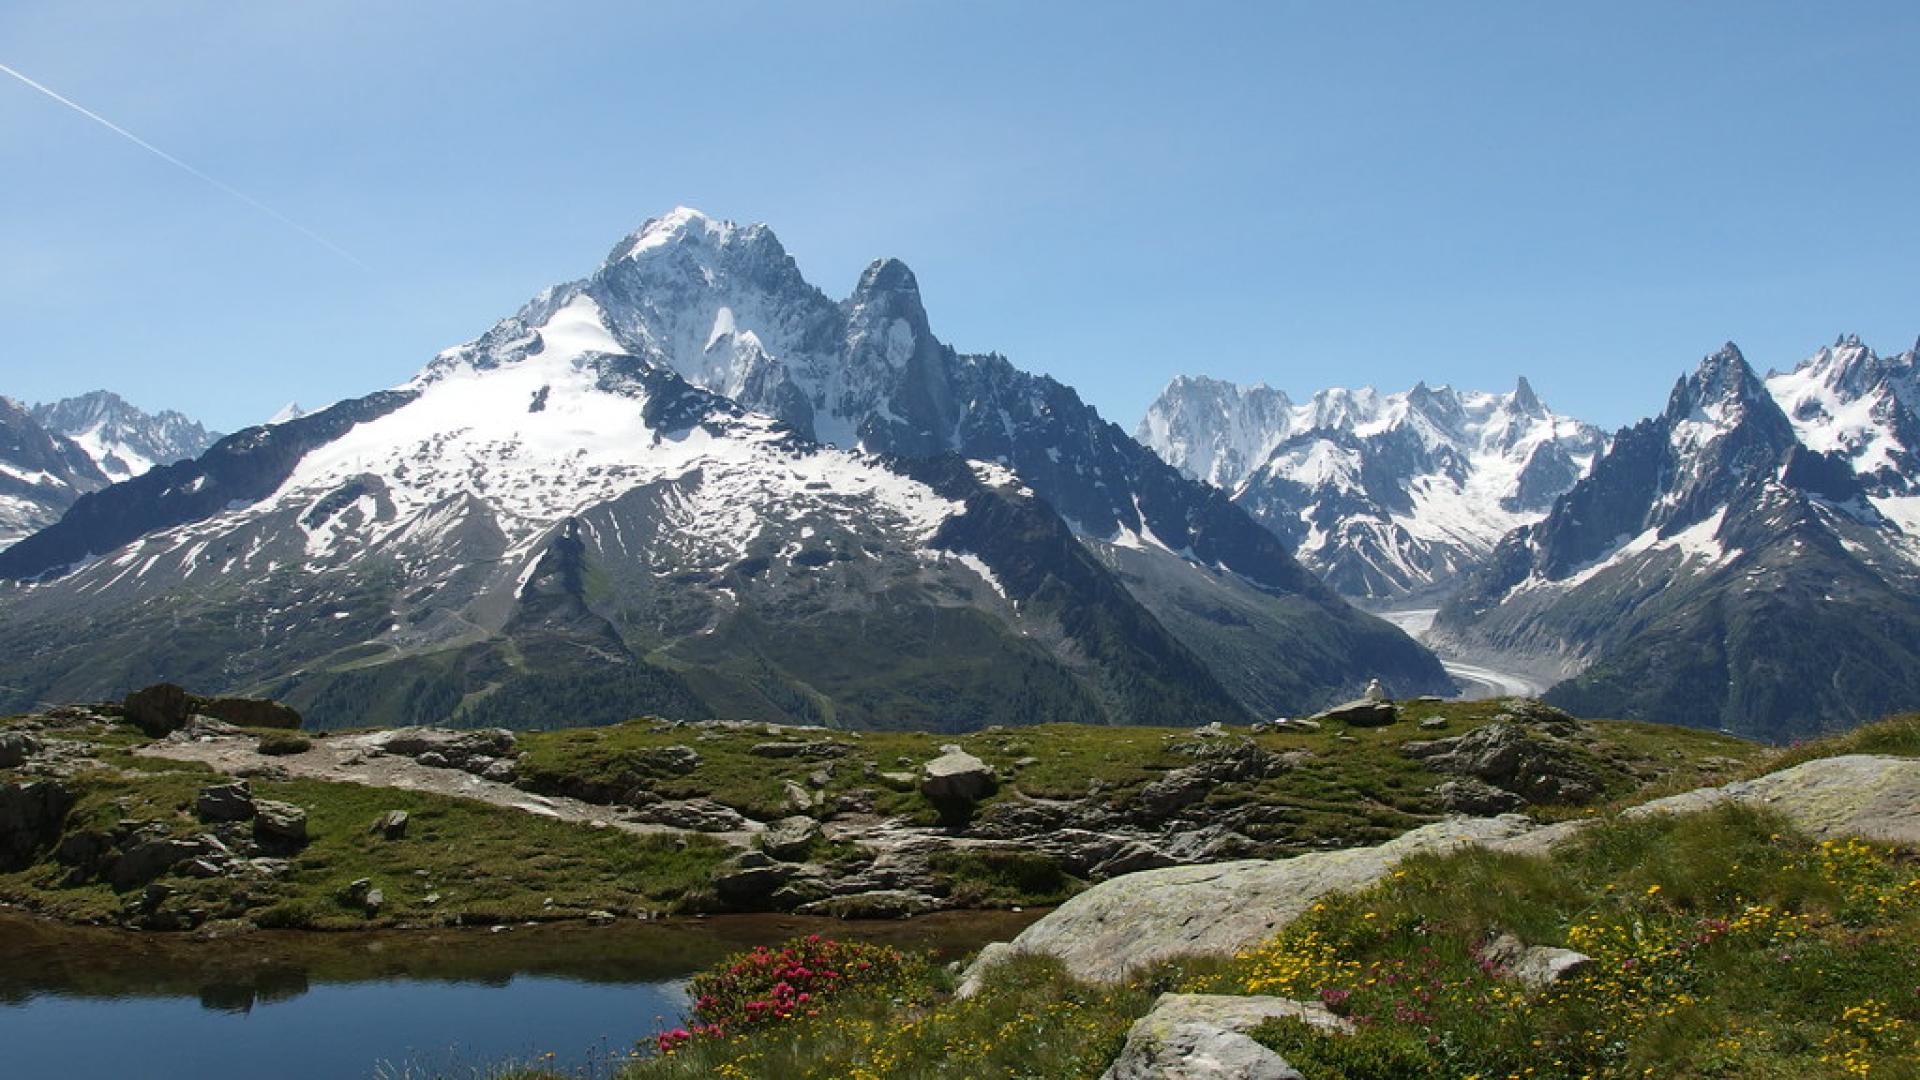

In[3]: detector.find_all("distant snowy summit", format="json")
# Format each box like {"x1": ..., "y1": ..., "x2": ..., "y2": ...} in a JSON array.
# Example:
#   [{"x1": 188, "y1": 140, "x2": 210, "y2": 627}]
[
  {"x1": 32, "y1": 390, "x2": 221, "y2": 483},
  {"x1": 1138, "y1": 376, "x2": 1604, "y2": 598},
  {"x1": 0, "y1": 390, "x2": 220, "y2": 548}
]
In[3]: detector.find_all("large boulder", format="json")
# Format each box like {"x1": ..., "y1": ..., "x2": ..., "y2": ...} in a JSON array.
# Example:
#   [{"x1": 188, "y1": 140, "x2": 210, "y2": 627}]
[
  {"x1": 123, "y1": 683, "x2": 194, "y2": 737},
  {"x1": 976, "y1": 815, "x2": 1536, "y2": 985},
  {"x1": 921, "y1": 745, "x2": 997, "y2": 824},
  {"x1": 1100, "y1": 994, "x2": 1350, "y2": 1080},
  {"x1": 920, "y1": 745, "x2": 997, "y2": 803},
  {"x1": 0, "y1": 779, "x2": 75, "y2": 870},
  {"x1": 0, "y1": 731, "x2": 42, "y2": 768},
  {"x1": 194, "y1": 697, "x2": 302, "y2": 730}
]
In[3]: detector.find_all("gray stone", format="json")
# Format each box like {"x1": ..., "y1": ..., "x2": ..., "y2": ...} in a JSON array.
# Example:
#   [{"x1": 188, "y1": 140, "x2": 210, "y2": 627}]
[
  {"x1": 1627, "y1": 753, "x2": 1920, "y2": 847},
  {"x1": 750, "y1": 741, "x2": 851, "y2": 759},
  {"x1": 481, "y1": 760, "x2": 517, "y2": 783},
  {"x1": 1310, "y1": 699, "x2": 1398, "y2": 727},
  {"x1": 1481, "y1": 932, "x2": 1592, "y2": 990},
  {"x1": 974, "y1": 815, "x2": 1535, "y2": 985},
  {"x1": 371, "y1": 727, "x2": 518, "y2": 773},
  {"x1": 632, "y1": 797, "x2": 749, "y2": 833},
  {"x1": 0, "y1": 731, "x2": 42, "y2": 768},
  {"x1": 363, "y1": 887, "x2": 385, "y2": 914},
  {"x1": 1404, "y1": 722, "x2": 1602, "y2": 803},
  {"x1": 1431, "y1": 778, "x2": 1525, "y2": 815},
  {"x1": 763, "y1": 816, "x2": 822, "y2": 861},
  {"x1": 195, "y1": 781, "x2": 256, "y2": 823},
  {"x1": 1419, "y1": 716, "x2": 1448, "y2": 730},
  {"x1": 955, "y1": 941, "x2": 1017, "y2": 998},
  {"x1": 920, "y1": 746, "x2": 996, "y2": 804},
  {"x1": 252, "y1": 800, "x2": 309, "y2": 846},
  {"x1": 1100, "y1": 994, "x2": 1349, "y2": 1080},
  {"x1": 783, "y1": 780, "x2": 818, "y2": 812},
  {"x1": 793, "y1": 889, "x2": 937, "y2": 919},
  {"x1": 0, "y1": 779, "x2": 75, "y2": 871},
  {"x1": 371, "y1": 810, "x2": 409, "y2": 840},
  {"x1": 107, "y1": 837, "x2": 204, "y2": 889}
]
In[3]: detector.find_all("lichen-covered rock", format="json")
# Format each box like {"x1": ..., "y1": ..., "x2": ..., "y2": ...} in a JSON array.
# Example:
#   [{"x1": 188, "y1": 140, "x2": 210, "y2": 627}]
[
  {"x1": 1100, "y1": 994, "x2": 1350, "y2": 1080},
  {"x1": 107, "y1": 837, "x2": 205, "y2": 889},
  {"x1": 1627, "y1": 753, "x2": 1920, "y2": 847},
  {"x1": 630, "y1": 796, "x2": 750, "y2": 833},
  {"x1": 977, "y1": 815, "x2": 1536, "y2": 985}
]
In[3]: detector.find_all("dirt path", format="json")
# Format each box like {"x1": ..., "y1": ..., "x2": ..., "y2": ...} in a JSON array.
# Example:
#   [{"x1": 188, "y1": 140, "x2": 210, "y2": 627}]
[{"x1": 137, "y1": 730, "x2": 761, "y2": 846}]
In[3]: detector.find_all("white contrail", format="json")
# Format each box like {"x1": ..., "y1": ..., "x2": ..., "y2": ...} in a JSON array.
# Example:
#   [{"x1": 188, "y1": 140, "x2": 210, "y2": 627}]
[{"x1": 0, "y1": 59, "x2": 367, "y2": 269}]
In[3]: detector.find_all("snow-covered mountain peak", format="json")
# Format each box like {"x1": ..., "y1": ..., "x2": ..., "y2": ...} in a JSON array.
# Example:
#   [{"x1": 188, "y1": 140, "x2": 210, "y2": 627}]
[
  {"x1": 607, "y1": 206, "x2": 739, "y2": 263},
  {"x1": 29, "y1": 389, "x2": 220, "y2": 483},
  {"x1": 1135, "y1": 375, "x2": 1295, "y2": 488},
  {"x1": 1767, "y1": 334, "x2": 1920, "y2": 500},
  {"x1": 1141, "y1": 373, "x2": 1605, "y2": 598}
]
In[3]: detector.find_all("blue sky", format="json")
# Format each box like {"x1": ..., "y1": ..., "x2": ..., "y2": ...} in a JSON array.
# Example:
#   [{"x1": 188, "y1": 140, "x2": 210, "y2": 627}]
[{"x1": 1, "y1": 1, "x2": 1915, "y2": 434}]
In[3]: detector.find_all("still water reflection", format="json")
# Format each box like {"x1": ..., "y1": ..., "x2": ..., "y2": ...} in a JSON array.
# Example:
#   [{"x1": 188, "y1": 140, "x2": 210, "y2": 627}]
[{"x1": 0, "y1": 909, "x2": 1039, "y2": 1079}]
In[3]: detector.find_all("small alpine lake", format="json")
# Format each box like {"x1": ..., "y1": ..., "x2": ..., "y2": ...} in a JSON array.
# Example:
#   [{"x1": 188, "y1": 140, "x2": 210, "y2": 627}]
[{"x1": 0, "y1": 907, "x2": 1041, "y2": 1079}]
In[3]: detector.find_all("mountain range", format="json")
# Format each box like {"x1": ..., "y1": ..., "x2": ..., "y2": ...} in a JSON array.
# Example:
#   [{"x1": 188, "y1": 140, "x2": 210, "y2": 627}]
[
  {"x1": 1141, "y1": 334, "x2": 1920, "y2": 740},
  {"x1": 0, "y1": 391, "x2": 218, "y2": 548},
  {"x1": 0, "y1": 209, "x2": 1445, "y2": 729},
  {"x1": 1140, "y1": 377, "x2": 1605, "y2": 599}
]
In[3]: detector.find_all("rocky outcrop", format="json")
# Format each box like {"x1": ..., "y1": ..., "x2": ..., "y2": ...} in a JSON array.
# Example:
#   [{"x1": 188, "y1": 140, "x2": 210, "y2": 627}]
[
  {"x1": 982, "y1": 815, "x2": 1537, "y2": 985},
  {"x1": 1626, "y1": 753, "x2": 1920, "y2": 847},
  {"x1": 977, "y1": 753, "x2": 1920, "y2": 993},
  {"x1": 194, "y1": 781, "x2": 256, "y2": 823},
  {"x1": 1139, "y1": 741, "x2": 1295, "y2": 817},
  {"x1": 123, "y1": 684, "x2": 303, "y2": 736},
  {"x1": 0, "y1": 779, "x2": 75, "y2": 871},
  {"x1": 1100, "y1": 994, "x2": 1350, "y2": 1080},
  {"x1": 1403, "y1": 721, "x2": 1602, "y2": 804},
  {"x1": 368, "y1": 727, "x2": 519, "y2": 780}
]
